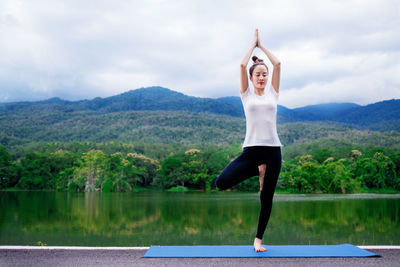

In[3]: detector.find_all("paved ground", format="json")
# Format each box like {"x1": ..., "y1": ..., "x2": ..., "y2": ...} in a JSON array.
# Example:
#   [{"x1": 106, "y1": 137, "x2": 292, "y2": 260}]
[{"x1": 0, "y1": 248, "x2": 398, "y2": 267}]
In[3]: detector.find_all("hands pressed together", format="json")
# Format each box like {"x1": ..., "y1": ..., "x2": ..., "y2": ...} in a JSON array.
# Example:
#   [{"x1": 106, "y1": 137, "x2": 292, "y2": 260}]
[{"x1": 253, "y1": 28, "x2": 262, "y2": 48}]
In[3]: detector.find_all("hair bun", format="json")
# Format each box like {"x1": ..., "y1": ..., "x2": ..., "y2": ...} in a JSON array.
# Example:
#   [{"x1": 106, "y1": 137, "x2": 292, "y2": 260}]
[{"x1": 252, "y1": 56, "x2": 264, "y2": 64}]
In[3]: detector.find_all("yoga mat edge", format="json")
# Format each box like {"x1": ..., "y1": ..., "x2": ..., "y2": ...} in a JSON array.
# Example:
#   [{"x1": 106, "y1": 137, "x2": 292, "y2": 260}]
[{"x1": 142, "y1": 244, "x2": 380, "y2": 258}]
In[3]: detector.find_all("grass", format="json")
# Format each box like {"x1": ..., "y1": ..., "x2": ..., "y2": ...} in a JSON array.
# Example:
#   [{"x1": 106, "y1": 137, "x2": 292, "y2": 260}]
[
  {"x1": 359, "y1": 187, "x2": 400, "y2": 194},
  {"x1": 166, "y1": 186, "x2": 190, "y2": 192}
]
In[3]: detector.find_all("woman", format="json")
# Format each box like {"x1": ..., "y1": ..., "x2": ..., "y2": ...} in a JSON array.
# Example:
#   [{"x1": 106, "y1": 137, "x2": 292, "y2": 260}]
[{"x1": 215, "y1": 29, "x2": 282, "y2": 252}]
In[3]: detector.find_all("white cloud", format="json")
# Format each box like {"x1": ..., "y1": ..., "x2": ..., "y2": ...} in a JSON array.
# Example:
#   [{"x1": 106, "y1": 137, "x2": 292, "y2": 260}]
[
  {"x1": 0, "y1": 0, "x2": 399, "y2": 108},
  {"x1": 281, "y1": 52, "x2": 400, "y2": 107}
]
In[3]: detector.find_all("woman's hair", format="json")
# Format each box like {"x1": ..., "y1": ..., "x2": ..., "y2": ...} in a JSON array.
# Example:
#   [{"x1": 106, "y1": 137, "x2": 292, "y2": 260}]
[{"x1": 249, "y1": 56, "x2": 269, "y2": 77}]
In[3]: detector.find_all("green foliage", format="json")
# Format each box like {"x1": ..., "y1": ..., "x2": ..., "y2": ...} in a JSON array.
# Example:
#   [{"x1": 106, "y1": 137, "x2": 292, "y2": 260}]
[
  {"x1": 2, "y1": 106, "x2": 400, "y2": 158},
  {"x1": 101, "y1": 178, "x2": 115, "y2": 192},
  {"x1": 278, "y1": 148, "x2": 399, "y2": 193},
  {"x1": 49, "y1": 150, "x2": 77, "y2": 191},
  {"x1": 289, "y1": 156, "x2": 321, "y2": 193},
  {"x1": 356, "y1": 152, "x2": 398, "y2": 190},
  {"x1": 323, "y1": 158, "x2": 359, "y2": 193},
  {"x1": 71, "y1": 150, "x2": 108, "y2": 192},
  {"x1": 35, "y1": 241, "x2": 47, "y2": 246},
  {"x1": 0, "y1": 145, "x2": 161, "y2": 192},
  {"x1": 166, "y1": 185, "x2": 189, "y2": 192},
  {"x1": 0, "y1": 145, "x2": 18, "y2": 189},
  {"x1": 234, "y1": 175, "x2": 260, "y2": 192},
  {"x1": 1, "y1": 88, "x2": 399, "y2": 193},
  {"x1": 16, "y1": 152, "x2": 54, "y2": 190},
  {"x1": 1, "y1": 140, "x2": 399, "y2": 193},
  {"x1": 56, "y1": 167, "x2": 74, "y2": 191},
  {"x1": 157, "y1": 156, "x2": 186, "y2": 188},
  {"x1": 0, "y1": 110, "x2": 246, "y2": 150},
  {"x1": 155, "y1": 148, "x2": 231, "y2": 191}
]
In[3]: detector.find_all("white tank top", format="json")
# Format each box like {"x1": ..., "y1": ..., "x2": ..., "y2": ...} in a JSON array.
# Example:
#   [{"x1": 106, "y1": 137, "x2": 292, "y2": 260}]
[{"x1": 240, "y1": 85, "x2": 282, "y2": 148}]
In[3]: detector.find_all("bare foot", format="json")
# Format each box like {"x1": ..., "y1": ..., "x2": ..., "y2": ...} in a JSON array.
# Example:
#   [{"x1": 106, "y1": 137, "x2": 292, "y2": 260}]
[
  {"x1": 254, "y1": 237, "x2": 267, "y2": 252},
  {"x1": 258, "y1": 164, "x2": 266, "y2": 192}
]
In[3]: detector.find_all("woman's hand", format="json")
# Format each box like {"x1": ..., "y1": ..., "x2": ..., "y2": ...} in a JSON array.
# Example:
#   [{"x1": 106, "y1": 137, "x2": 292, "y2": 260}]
[{"x1": 254, "y1": 29, "x2": 260, "y2": 47}]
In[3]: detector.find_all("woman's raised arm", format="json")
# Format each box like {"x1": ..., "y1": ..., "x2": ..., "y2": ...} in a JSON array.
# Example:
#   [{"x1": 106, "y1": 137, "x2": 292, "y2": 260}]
[
  {"x1": 240, "y1": 30, "x2": 258, "y2": 94},
  {"x1": 258, "y1": 41, "x2": 281, "y2": 93}
]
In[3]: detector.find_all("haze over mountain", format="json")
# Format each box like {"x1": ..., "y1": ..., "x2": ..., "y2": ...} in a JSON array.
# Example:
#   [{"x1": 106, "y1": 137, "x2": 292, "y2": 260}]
[{"x1": 1, "y1": 86, "x2": 399, "y2": 131}]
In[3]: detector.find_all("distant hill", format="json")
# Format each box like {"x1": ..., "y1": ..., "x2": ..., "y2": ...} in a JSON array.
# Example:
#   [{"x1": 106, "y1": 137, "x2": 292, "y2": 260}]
[
  {"x1": 290, "y1": 103, "x2": 361, "y2": 120},
  {"x1": 1, "y1": 108, "x2": 399, "y2": 156},
  {"x1": 327, "y1": 99, "x2": 400, "y2": 131},
  {"x1": 0, "y1": 86, "x2": 243, "y2": 117},
  {"x1": 1, "y1": 86, "x2": 400, "y2": 156},
  {"x1": 1, "y1": 86, "x2": 399, "y2": 131}
]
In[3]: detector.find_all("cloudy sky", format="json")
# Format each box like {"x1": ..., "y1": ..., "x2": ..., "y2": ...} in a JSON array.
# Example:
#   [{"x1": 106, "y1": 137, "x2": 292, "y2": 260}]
[{"x1": 0, "y1": 0, "x2": 399, "y2": 108}]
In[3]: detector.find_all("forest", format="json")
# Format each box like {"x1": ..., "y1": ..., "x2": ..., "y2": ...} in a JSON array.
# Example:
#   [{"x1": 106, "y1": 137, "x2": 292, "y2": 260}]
[
  {"x1": 1, "y1": 141, "x2": 399, "y2": 193},
  {"x1": 1, "y1": 88, "x2": 399, "y2": 194}
]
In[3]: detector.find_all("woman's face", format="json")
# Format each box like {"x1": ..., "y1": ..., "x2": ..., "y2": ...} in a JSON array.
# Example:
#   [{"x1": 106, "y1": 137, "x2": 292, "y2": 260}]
[{"x1": 250, "y1": 65, "x2": 268, "y2": 89}]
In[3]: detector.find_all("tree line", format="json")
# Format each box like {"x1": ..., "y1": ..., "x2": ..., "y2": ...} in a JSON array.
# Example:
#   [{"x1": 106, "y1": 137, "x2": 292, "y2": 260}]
[{"x1": 1, "y1": 143, "x2": 399, "y2": 193}]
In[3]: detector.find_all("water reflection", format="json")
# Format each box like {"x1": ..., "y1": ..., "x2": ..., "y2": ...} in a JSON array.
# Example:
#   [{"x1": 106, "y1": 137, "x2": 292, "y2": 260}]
[{"x1": 0, "y1": 191, "x2": 399, "y2": 246}]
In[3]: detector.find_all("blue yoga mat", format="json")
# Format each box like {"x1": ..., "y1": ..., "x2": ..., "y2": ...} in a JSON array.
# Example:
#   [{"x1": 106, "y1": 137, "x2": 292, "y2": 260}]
[{"x1": 143, "y1": 244, "x2": 379, "y2": 258}]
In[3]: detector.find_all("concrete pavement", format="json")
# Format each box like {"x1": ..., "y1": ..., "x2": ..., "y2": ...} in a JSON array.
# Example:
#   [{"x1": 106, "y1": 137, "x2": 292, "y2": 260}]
[{"x1": 0, "y1": 246, "x2": 399, "y2": 267}]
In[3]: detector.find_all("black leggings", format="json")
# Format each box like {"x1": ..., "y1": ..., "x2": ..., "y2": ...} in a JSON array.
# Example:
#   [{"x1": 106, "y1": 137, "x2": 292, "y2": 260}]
[{"x1": 215, "y1": 146, "x2": 282, "y2": 240}]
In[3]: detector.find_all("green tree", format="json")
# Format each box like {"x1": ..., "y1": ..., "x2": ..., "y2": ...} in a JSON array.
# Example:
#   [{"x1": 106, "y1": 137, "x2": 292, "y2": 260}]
[
  {"x1": 328, "y1": 158, "x2": 358, "y2": 193},
  {"x1": 157, "y1": 156, "x2": 186, "y2": 189},
  {"x1": 204, "y1": 149, "x2": 231, "y2": 190},
  {"x1": 102, "y1": 152, "x2": 131, "y2": 192},
  {"x1": 49, "y1": 150, "x2": 77, "y2": 191},
  {"x1": 126, "y1": 153, "x2": 159, "y2": 186},
  {"x1": 0, "y1": 145, "x2": 18, "y2": 189},
  {"x1": 287, "y1": 155, "x2": 320, "y2": 193},
  {"x1": 17, "y1": 152, "x2": 54, "y2": 190},
  {"x1": 183, "y1": 149, "x2": 210, "y2": 191},
  {"x1": 357, "y1": 152, "x2": 397, "y2": 189},
  {"x1": 312, "y1": 148, "x2": 333, "y2": 163},
  {"x1": 70, "y1": 150, "x2": 108, "y2": 192}
]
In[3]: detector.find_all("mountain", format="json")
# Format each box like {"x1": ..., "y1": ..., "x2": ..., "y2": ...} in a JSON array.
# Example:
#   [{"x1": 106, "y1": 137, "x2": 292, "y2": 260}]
[
  {"x1": 1, "y1": 86, "x2": 399, "y2": 131},
  {"x1": 1, "y1": 108, "x2": 399, "y2": 156},
  {"x1": 290, "y1": 103, "x2": 361, "y2": 120},
  {"x1": 1, "y1": 86, "x2": 400, "y2": 154},
  {"x1": 215, "y1": 96, "x2": 400, "y2": 131},
  {"x1": 0, "y1": 86, "x2": 244, "y2": 117},
  {"x1": 327, "y1": 99, "x2": 400, "y2": 130}
]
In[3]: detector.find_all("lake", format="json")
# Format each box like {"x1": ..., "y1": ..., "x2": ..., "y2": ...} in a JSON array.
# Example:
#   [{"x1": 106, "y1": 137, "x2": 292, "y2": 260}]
[{"x1": 0, "y1": 191, "x2": 399, "y2": 246}]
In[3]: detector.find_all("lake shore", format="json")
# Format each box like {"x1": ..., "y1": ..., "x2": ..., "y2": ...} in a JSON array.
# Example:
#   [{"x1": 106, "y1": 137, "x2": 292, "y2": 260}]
[{"x1": 2, "y1": 187, "x2": 400, "y2": 194}]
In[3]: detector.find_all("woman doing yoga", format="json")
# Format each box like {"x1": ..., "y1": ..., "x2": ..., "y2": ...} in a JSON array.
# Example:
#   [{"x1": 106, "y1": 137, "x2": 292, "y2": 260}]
[{"x1": 216, "y1": 29, "x2": 282, "y2": 252}]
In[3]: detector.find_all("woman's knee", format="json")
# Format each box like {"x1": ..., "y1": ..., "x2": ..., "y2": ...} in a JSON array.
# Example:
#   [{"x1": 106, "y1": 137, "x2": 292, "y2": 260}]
[{"x1": 215, "y1": 174, "x2": 229, "y2": 190}]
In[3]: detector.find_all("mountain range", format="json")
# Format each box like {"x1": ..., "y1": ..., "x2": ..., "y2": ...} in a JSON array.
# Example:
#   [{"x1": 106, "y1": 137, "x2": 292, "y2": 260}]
[{"x1": 1, "y1": 86, "x2": 399, "y2": 131}]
